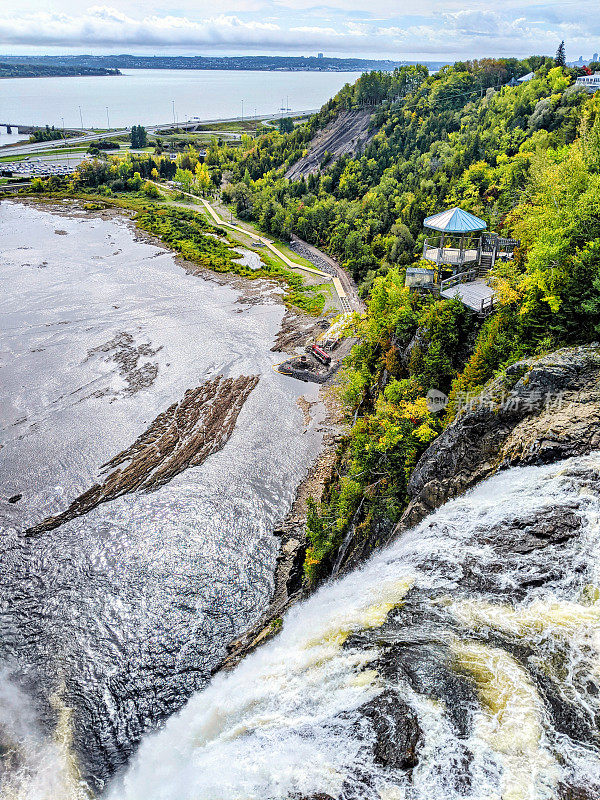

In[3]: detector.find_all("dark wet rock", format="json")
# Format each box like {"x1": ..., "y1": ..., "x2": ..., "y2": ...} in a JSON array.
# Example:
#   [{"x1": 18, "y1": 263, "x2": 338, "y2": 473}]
[
  {"x1": 558, "y1": 782, "x2": 600, "y2": 800},
  {"x1": 480, "y1": 504, "x2": 583, "y2": 554},
  {"x1": 454, "y1": 503, "x2": 585, "y2": 599},
  {"x1": 292, "y1": 795, "x2": 336, "y2": 800},
  {"x1": 25, "y1": 374, "x2": 259, "y2": 536},
  {"x1": 356, "y1": 689, "x2": 421, "y2": 770},
  {"x1": 7, "y1": 494, "x2": 22, "y2": 504},
  {"x1": 400, "y1": 345, "x2": 600, "y2": 529},
  {"x1": 377, "y1": 645, "x2": 477, "y2": 740}
]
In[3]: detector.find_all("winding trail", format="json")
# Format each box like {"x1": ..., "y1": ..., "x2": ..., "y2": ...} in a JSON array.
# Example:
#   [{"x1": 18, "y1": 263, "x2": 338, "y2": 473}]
[{"x1": 150, "y1": 181, "x2": 362, "y2": 313}]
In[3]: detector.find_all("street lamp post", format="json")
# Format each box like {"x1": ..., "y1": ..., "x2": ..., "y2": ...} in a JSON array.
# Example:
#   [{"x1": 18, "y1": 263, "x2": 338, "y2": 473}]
[
  {"x1": 106, "y1": 107, "x2": 110, "y2": 129},
  {"x1": 78, "y1": 105, "x2": 83, "y2": 130},
  {"x1": 172, "y1": 100, "x2": 176, "y2": 125},
  {"x1": 241, "y1": 100, "x2": 244, "y2": 123}
]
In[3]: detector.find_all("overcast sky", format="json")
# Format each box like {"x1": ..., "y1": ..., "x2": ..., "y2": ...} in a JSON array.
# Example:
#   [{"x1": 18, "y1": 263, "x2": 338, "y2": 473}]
[{"x1": 0, "y1": 0, "x2": 597, "y2": 60}]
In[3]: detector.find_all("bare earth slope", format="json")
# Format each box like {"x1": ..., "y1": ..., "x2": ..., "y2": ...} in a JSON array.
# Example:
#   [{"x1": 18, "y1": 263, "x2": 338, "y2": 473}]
[{"x1": 286, "y1": 110, "x2": 374, "y2": 181}]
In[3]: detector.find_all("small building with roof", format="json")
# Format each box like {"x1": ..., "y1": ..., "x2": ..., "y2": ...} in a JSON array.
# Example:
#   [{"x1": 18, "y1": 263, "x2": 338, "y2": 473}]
[
  {"x1": 576, "y1": 73, "x2": 600, "y2": 93},
  {"x1": 413, "y1": 206, "x2": 520, "y2": 316},
  {"x1": 422, "y1": 207, "x2": 487, "y2": 270}
]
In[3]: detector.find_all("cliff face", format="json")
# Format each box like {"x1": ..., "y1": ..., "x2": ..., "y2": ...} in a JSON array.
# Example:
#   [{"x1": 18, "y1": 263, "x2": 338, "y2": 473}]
[
  {"x1": 333, "y1": 345, "x2": 600, "y2": 575},
  {"x1": 401, "y1": 345, "x2": 600, "y2": 530},
  {"x1": 285, "y1": 110, "x2": 374, "y2": 181}
]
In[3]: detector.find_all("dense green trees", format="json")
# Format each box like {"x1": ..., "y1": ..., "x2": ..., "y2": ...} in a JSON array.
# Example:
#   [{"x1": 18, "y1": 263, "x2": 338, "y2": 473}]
[
  {"x1": 210, "y1": 60, "x2": 589, "y2": 295},
  {"x1": 30, "y1": 125, "x2": 64, "y2": 142},
  {"x1": 278, "y1": 117, "x2": 294, "y2": 133},
  {"x1": 229, "y1": 57, "x2": 600, "y2": 583},
  {"x1": 130, "y1": 125, "x2": 147, "y2": 148}
]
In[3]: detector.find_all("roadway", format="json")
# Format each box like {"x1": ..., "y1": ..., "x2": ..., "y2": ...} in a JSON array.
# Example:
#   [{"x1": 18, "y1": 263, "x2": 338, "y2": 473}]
[{"x1": 0, "y1": 109, "x2": 319, "y2": 158}]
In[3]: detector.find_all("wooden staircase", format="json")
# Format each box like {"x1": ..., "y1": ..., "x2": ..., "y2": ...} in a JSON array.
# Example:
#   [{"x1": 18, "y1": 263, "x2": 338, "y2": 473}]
[{"x1": 478, "y1": 252, "x2": 493, "y2": 278}]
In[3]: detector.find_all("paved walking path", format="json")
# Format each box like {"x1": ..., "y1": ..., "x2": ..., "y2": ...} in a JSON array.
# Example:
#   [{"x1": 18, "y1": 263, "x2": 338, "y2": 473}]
[{"x1": 151, "y1": 181, "x2": 353, "y2": 312}]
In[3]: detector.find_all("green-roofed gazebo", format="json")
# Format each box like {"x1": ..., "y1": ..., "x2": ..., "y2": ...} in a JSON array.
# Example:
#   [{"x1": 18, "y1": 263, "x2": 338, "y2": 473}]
[{"x1": 422, "y1": 207, "x2": 487, "y2": 271}]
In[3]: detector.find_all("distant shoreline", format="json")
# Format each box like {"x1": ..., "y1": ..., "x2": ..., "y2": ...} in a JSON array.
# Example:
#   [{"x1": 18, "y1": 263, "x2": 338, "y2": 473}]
[
  {"x1": 0, "y1": 65, "x2": 121, "y2": 79},
  {"x1": 0, "y1": 55, "x2": 447, "y2": 75},
  {"x1": 0, "y1": 74, "x2": 121, "y2": 80}
]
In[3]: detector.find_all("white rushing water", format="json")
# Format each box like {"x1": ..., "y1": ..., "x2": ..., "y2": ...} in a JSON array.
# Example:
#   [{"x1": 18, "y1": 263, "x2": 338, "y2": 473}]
[{"x1": 107, "y1": 455, "x2": 600, "y2": 800}]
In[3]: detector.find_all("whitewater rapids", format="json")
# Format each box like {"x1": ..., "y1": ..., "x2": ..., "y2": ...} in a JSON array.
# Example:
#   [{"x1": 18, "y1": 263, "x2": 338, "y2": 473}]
[{"x1": 106, "y1": 454, "x2": 600, "y2": 800}]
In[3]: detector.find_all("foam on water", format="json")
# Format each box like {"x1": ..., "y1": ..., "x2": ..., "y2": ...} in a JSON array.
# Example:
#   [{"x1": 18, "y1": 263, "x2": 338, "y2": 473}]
[
  {"x1": 107, "y1": 455, "x2": 600, "y2": 800},
  {"x1": 0, "y1": 201, "x2": 324, "y2": 788}
]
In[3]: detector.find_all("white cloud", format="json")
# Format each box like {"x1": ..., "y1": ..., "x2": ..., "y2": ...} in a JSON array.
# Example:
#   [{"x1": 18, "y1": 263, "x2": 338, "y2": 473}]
[{"x1": 0, "y1": 2, "x2": 597, "y2": 56}]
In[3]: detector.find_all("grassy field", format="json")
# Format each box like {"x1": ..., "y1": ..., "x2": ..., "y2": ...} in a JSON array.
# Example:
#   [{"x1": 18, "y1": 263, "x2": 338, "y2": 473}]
[
  {"x1": 153, "y1": 191, "x2": 337, "y2": 312},
  {"x1": 195, "y1": 120, "x2": 266, "y2": 133}
]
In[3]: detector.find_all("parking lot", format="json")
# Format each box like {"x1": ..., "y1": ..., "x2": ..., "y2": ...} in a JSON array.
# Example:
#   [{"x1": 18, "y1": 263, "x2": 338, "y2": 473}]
[{"x1": 0, "y1": 155, "x2": 88, "y2": 178}]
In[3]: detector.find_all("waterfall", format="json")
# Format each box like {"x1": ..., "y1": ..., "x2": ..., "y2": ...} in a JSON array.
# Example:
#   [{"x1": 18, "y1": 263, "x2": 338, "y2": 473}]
[{"x1": 106, "y1": 454, "x2": 600, "y2": 800}]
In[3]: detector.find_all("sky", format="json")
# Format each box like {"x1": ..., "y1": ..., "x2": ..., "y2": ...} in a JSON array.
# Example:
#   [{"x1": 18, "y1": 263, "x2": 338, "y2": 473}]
[{"x1": 0, "y1": 0, "x2": 597, "y2": 61}]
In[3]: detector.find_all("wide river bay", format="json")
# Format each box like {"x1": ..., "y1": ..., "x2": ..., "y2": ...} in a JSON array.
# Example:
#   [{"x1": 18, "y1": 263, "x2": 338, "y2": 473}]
[
  {"x1": 0, "y1": 69, "x2": 362, "y2": 129},
  {"x1": 0, "y1": 200, "x2": 323, "y2": 794}
]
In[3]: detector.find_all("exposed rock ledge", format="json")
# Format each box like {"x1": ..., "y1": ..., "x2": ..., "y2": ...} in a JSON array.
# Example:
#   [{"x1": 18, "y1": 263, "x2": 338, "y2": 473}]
[
  {"x1": 26, "y1": 374, "x2": 259, "y2": 536},
  {"x1": 401, "y1": 345, "x2": 600, "y2": 529}
]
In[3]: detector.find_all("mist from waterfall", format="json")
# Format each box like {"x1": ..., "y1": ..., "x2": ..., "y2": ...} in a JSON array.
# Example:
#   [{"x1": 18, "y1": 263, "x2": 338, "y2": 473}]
[{"x1": 107, "y1": 454, "x2": 600, "y2": 800}]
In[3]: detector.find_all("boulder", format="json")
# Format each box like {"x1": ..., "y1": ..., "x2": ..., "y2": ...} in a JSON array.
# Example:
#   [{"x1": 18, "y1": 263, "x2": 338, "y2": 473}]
[{"x1": 356, "y1": 689, "x2": 422, "y2": 770}]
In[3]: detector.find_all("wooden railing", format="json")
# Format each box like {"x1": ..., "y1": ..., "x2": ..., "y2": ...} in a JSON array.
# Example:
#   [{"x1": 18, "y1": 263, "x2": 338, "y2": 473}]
[
  {"x1": 481, "y1": 234, "x2": 520, "y2": 268},
  {"x1": 440, "y1": 269, "x2": 478, "y2": 290},
  {"x1": 422, "y1": 236, "x2": 482, "y2": 266},
  {"x1": 480, "y1": 296, "x2": 495, "y2": 315}
]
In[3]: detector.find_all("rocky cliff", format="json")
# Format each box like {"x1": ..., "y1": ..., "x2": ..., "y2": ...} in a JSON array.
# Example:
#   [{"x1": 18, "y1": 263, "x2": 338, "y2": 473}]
[
  {"x1": 333, "y1": 345, "x2": 600, "y2": 574},
  {"x1": 401, "y1": 345, "x2": 600, "y2": 529}
]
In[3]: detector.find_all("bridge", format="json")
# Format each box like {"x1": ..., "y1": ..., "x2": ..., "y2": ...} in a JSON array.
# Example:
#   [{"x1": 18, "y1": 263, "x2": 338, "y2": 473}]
[{"x1": 0, "y1": 109, "x2": 320, "y2": 158}]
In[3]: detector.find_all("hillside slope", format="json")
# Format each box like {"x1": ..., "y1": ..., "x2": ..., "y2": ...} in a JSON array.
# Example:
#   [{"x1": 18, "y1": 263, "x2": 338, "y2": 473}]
[{"x1": 285, "y1": 110, "x2": 374, "y2": 180}]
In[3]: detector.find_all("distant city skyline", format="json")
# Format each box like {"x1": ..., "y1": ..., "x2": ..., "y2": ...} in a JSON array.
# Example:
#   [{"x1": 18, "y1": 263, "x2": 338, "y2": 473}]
[{"x1": 0, "y1": 0, "x2": 597, "y2": 61}]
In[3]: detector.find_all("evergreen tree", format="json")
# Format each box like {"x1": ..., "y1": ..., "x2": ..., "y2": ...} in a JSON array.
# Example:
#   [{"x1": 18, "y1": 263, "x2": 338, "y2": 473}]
[
  {"x1": 555, "y1": 41, "x2": 566, "y2": 67},
  {"x1": 130, "y1": 125, "x2": 147, "y2": 149},
  {"x1": 278, "y1": 117, "x2": 294, "y2": 133}
]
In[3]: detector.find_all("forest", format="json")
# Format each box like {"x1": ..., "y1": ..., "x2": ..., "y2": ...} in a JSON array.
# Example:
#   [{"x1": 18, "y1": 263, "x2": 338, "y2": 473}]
[
  {"x1": 210, "y1": 56, "x2": 600, "y2": 582},
  {"x1": 29, "y1": 55, "x2": 600, "y2": 582}
]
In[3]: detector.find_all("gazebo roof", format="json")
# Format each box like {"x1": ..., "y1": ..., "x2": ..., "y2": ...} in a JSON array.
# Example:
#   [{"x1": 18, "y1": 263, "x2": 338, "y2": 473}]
[{"x1": 423, "y1": 207, "x2": 487, "y2": 233}]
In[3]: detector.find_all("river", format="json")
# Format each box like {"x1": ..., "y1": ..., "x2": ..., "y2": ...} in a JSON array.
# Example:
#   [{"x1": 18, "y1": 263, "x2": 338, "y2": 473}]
[
  {"x1": 0, "y1": 200, "x2": 324, "y2": 795},
  {"x1": 3, "y1": 204, "x2": 600, "y2": 800},
  {"x1": 108, "y1": 454, "x2": 600, "y2": 800},
  {"x1": 0, "y1": 70, "x2": 362, "y2": 130}
]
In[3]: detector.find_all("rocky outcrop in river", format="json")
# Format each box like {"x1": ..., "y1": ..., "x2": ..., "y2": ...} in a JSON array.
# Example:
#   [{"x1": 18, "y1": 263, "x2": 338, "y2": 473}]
[{"x1": 26, "y1": 374, "x2": 259, "y2": 535}]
